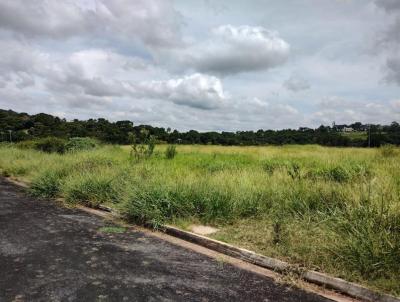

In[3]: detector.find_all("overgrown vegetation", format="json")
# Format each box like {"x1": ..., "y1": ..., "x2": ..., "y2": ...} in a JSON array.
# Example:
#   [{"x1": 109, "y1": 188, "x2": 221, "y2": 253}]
[
  {"x1": 0, "y1": 143, "x2": 399, "y2": 295},
  {"x1": 16, "y1": 136, "x2": 98, "y2": 154}
]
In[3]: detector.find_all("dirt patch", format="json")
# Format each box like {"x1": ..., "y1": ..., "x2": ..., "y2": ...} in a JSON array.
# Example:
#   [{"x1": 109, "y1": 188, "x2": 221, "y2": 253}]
[{"x1": 189, "y1": 225, "x2": 218, "y2": 235}]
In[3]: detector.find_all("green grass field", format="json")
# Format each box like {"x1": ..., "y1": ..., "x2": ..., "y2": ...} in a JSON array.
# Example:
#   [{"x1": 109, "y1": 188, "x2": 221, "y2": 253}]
[
  {"x1": 0, "y1": 143, "x2": 399, "y2": 295},
  {"x1": 340, "y1": 131, "x2": 368, "y2": 140}
]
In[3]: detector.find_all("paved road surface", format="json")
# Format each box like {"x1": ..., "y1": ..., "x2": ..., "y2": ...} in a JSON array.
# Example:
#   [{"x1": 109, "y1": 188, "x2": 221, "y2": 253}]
[{"x1": 0, "y1": 178, "x2": 332, "y2": 302}]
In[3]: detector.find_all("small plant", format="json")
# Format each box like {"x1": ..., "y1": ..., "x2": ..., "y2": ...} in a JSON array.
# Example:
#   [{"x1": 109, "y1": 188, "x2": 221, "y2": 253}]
[
  {"x1": 129, "y1": 129, "x2": 156, "y2": 161},
  {"x1": 273, "y1": 220, "x2": 282, "y2": 245},
  {"x1": 165, "y1": 145, "x2": 177, "y2": 159},
  {"x1": 262, "y1": 159, "x2": 283, "y2": 175},
  {"x1": 287, "y1": 162, "x2": 301, "y2": 180}
]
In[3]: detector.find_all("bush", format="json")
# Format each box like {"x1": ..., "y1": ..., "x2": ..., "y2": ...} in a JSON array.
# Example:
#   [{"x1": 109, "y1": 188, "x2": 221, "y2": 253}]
[
  {"x1": 35, "y1": 137, "x2": 66, "y2": 154},
  {"x1": 165, "y1": 145, "x2": 177, "y2": 159},
  {"x1": 65, "y1": 137, "x2": 98, "y2": 152}
]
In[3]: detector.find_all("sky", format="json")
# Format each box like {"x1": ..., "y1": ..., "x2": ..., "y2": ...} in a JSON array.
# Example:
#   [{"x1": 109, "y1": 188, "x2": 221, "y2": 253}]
[{"x1": 0, "y1": 0, "x2": 399, "y2": 131}]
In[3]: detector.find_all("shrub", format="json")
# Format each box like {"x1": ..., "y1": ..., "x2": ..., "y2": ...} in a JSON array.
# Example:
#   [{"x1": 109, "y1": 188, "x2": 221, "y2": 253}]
[
  {"x1": 165, "y1": 145, "x2": 177, "y2": 159},
  {"x1": 35, "y1": 137, "x2": 66, "y2": 154},
  {"x1": 65, "y1": 137, "x2": 98, "y2": 152}
]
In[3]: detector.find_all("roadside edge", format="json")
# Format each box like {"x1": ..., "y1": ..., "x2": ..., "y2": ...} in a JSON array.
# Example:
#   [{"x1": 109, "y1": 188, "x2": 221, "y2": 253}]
[{"x1": 4, "y1": 176, "x2": 399, "y2": 302}]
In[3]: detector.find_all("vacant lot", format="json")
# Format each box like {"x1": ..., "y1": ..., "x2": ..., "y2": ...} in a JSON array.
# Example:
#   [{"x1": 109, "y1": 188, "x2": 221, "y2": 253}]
[{"x1": 0, "y1": 143, "x2": 399, "y2": 296}]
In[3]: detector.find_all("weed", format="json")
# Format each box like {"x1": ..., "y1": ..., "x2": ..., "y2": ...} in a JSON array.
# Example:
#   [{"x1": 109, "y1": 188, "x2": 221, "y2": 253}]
[
  {"x1": 165, "y1": 145, "x2": 177, "y2": 159},
  {"x1": 129, "y1": 129, "x2": 156, "y2": 161},
  {"x1": 98, "y1": 226, "x2": 126, "y2": 233}
]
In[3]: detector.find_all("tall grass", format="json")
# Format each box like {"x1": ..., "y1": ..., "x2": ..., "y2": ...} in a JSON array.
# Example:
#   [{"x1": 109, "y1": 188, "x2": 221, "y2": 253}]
[{"x1": 0, "y1": 143, "x2": 399, "y2": 295}]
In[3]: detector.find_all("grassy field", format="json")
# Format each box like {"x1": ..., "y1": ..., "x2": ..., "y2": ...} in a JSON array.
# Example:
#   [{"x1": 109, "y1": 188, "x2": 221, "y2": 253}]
[
  {"x1": 340, "y1": 131, "x2": 368, "y2": 140},
  {"x1": 0, "y1": 143, "x2": 399, "y2": 295}
]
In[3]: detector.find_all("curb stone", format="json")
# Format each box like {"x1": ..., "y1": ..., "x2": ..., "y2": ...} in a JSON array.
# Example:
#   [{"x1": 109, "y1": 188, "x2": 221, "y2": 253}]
[
  {"x1": 162, "y1": 225, "x2": 399, "y2": 302},
  {"x1": 3, "y1": 177, "x2": 399, "y2": 302}
]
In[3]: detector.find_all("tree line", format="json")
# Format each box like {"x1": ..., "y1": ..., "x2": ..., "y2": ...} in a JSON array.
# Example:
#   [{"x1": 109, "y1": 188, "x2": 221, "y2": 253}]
[{"x1": 1, "y1": 109, "x2": 399, "y2": 147}]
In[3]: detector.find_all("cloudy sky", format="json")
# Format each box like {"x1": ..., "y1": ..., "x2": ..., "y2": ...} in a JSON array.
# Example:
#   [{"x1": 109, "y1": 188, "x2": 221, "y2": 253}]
[{"x1": 0, "y1": 0, "x2": 399, "y2": 131}]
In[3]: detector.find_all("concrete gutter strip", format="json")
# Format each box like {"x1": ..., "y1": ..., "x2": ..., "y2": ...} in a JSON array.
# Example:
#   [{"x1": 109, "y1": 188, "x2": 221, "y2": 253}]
[
  {"x1": 303, "y1": 271, "x2": 400, "y2": 302},
  {"x1": 4, "y1": 177, "x2": 399, "y2": 302},
  {"x1": 163, "y1": 225, "x2": 290, "y2": 272},
  {"x1": 163, "y1": 225, "x2": 400, "y2": 302}
]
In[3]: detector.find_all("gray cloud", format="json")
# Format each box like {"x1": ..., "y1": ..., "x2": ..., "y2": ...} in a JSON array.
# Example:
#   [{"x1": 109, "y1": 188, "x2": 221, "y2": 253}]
[
  {"x1": 0, "y1": 0, "x2": 182, "y2": 49},
  {"x1": 0, "y1": 1, "x2": 96, "y2": 39},
  {"x1": 15, "y1": 72, "x2": 35, "y2": 89},
  {"x1": 375, "y1": 0, "x2": 400, "y2": 12},
  {"x1": 283, "y1": 76, "x2": 310, "y2": 92},
  {"x1": 386, "y1": 57, "x2": 400, "y2": 84},
  {"x1": 374, "y1": 0, "x2": 400, "y2": 86}
]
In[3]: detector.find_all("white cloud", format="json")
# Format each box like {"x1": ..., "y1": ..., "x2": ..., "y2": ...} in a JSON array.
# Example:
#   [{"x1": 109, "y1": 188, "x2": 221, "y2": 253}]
[
  {"x1": 135, "y1": 73, "x2": 227, "y2": 110},
  {"x1": 179, "y1": 25, "x2": 290, "y2": 76}
]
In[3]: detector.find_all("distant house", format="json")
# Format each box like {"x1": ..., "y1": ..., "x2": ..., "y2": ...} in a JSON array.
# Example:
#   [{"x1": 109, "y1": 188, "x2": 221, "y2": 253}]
[{"x1": 342, "y1": 127, "x2": 354, "y2": 132}]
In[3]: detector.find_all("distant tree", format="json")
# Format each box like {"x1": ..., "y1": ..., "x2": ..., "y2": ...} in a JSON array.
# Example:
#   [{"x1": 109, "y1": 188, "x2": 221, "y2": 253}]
[{"x1": 1, "y1": 108, "x2": 399, "y2": 147}]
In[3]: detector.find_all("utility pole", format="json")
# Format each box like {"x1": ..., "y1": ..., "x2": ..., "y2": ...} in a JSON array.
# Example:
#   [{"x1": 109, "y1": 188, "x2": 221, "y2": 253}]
[
  {"x1": 8, "y1": 130, "x2": 12, "y2": 143},
  {"x1": 368, "y1": 125, "x2": 371, "y2": 148}
]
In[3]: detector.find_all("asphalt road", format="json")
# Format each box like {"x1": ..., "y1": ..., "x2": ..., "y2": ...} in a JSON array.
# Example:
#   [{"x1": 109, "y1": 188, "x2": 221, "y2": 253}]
[{"x1": 0, "y1": 178, "x2": 333, "y2": 302}]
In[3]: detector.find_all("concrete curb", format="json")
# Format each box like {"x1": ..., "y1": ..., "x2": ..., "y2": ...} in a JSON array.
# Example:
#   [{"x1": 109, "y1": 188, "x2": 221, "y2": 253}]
[
  {"x1": 3, "y1": 177, "x2": 399, "y2": 302},
  {"x1": 161, "y1": 226, "x2": 399, "y2": 302}
]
